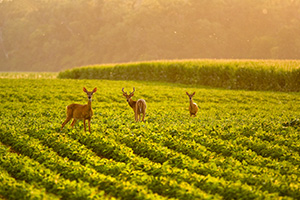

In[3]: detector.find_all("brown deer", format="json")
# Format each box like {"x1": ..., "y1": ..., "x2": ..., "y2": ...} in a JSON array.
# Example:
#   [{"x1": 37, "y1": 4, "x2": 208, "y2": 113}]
[
  {"x1": 61, "y1": 87, "x2": 97, "y2": 132},
  {"x1": 122, "y1": 87, "x2": 147, "y2": 122},
  {"x1": 186, "y1": 92, "x2": 198, "y2": 117}
]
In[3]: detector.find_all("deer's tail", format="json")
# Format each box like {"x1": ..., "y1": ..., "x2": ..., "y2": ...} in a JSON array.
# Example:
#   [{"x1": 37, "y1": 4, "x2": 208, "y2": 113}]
[{"x1": 137, "y1": 99, "x2": 147, "y2": 113}]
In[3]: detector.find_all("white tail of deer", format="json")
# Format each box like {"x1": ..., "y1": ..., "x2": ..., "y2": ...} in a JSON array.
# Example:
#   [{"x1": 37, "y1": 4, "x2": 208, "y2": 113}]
[
  {"x1": 186, "y1": 92, "x2": 198, "y2": 117},
  {"x1": 61, "y1": 87, "x2": 97, "y2": 132},
  {"x1": 122, "y1": 87, "x2": 147, "y2": 122}
]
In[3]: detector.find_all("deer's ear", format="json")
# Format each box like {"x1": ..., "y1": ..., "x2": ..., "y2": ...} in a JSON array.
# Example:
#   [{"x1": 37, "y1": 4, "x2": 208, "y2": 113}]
[
  {"x1": 93, "y1": 88, "x2": 97, "y2": 93},
  {"x1": 83, "y1": 87, "x2": 87, "y2": 92},
  {"x1": 192, "y1": 92, "x2": 195, "y2": 95},
  {"x1": 123, "y1": 93, "x2": 127, "y2": 96},
  {"x1": 186, "y1": 92, "x2": 189, "y2": 95}
]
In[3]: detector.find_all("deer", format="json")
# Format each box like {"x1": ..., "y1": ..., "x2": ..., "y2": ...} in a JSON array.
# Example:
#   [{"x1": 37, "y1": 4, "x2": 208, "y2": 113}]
[
  {"x1": 186, "y1": 92, "x2": 199, "y2": 117},
  {"x1": 61, "y1": 87, "x2": 97, "y2": 132},
  {"x1": 122, "y1": 87, "x2": 147, "y2": 122}
]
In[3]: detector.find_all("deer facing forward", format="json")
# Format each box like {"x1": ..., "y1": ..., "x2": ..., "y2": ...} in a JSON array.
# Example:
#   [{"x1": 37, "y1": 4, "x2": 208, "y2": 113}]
[
  {"x1": 186, "y1": 92, "x2": 198, "y2": 117},
  {"x1": 61, "y1": 87, "x2": 97, "y2": 132},
  {"x1": 122, "y1": 87, "x2": 147, "y2": 122}
]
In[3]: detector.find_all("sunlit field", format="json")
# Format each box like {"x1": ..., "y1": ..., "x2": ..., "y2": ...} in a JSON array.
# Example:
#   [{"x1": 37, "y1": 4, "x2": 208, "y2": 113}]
[{"x1": 1, "y1": 67, "x2": 300, "y2": 199}]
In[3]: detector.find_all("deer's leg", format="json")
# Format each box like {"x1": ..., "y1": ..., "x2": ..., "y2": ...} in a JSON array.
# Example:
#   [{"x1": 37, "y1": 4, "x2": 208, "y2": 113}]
[
  {"x1": 142, "y1": 112, "x2": 145, "y2": 122},
  {"x1": 61, "y1": 116, "x2": 72, "y2": 130},
  {"x1": 134, "y1": 110, "x2": 137, "y2": 122},
  {"x1": 137, "y1": 113, "x2": 140, "y2": 122},
  {"x1": 83, "y1": 120, "x2": 87, "y2": 132},
  {"x1": 88, "y1": 119, "x2": 91, "y2": 133},
  {"x1": 70, "y1": 119, "x2": 77, "y2": 128}
]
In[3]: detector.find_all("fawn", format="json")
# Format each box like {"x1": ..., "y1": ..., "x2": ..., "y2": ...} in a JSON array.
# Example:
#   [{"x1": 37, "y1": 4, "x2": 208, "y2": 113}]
[
  {"x1": 122, "y1": 87, "x2": 147, "y2": 122},
  {"x1": 61, "y1": 87, "x2": 97, "y2": 132},
  {"x1": 186, "y1": 92, "x2": 198, "y2": 117}
]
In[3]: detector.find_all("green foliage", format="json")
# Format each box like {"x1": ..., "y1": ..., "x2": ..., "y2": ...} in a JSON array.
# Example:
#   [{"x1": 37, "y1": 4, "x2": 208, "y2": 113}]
[
  {"x1": 1, "y1": 75, "x2": 300, "y2": 199},
  {"x1": 58, "y1": 60, "x2": 300, "y2": 92},
  {"x1": 1, "y1": 0, "x2": 300, "y2": 71}
]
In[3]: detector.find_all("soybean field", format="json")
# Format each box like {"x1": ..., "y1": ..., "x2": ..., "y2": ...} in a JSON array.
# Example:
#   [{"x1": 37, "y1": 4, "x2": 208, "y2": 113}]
[{"x1": 1, "y1": 72, "x2": 300, "y2": 199}]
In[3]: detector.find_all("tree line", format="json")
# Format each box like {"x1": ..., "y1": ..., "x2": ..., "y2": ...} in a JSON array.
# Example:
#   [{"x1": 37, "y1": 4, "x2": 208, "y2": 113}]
[{"x1": 1, "y1": 0, "x2": 300, "y2": 71}]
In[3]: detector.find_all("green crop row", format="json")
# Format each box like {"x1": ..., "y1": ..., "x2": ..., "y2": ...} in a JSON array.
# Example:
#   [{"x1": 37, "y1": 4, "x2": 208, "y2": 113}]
[
  {"x1": 140, "y1": 123, "x2": 300, "y2": 198},
  {"x1": 0, "y1": 165, "x2": 59, "y2": 200},
  {"x1": 0, "y1": 142, "x2": 108, "y2": 200},
  {"x1": 183, "y1": 124, "x2": 300, "y2": 174},
  {"x1": 66, "y1": 127, "x2": 282, "y2": 200},
  {"x1": 58, "y1": 60, "x2": 300, "y2": 92},
  {"x1": 20, "y1": 128, "x2": 213, "y2": 200},
  {"x1": 0, "y1": 129, "x2": 184, "y2": 200},
  {"x1": 108, "y1": 124, "x2": 300, "y2": 198}
]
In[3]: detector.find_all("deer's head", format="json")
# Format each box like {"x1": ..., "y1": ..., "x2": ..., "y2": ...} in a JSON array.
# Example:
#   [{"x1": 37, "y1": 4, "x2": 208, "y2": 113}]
[
  {"x1": 186, "y1": 92, "x2": 195, "y2": 100},
  {"x1": 122, "y1": 87, "x2": 135, "y2": 103},
  {"x1": 83, "y1": 87, "x2": 97, "y2": 101}
]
